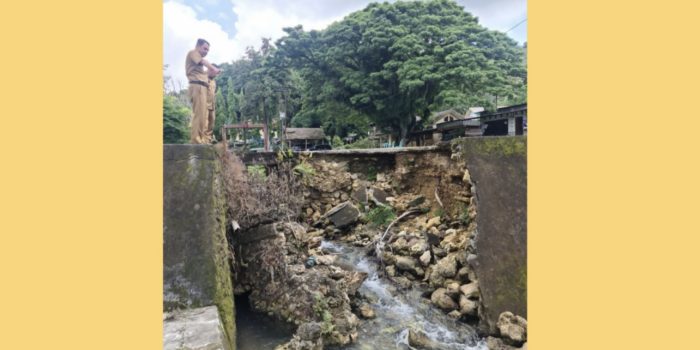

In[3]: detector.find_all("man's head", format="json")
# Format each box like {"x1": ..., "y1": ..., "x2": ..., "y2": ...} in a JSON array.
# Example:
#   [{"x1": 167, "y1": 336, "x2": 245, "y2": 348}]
[
  {"x1": 208, "y1": 64, "x2": 220, "y2": 78},
  {"x1": 196, "y1": 38, "x2": 210, "y2": 57}
]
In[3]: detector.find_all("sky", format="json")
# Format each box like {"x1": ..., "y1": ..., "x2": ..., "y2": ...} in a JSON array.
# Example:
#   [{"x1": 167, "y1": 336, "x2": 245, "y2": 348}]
[{"x1": 163, "y1": 0, "x2": 527, "y2": 88}]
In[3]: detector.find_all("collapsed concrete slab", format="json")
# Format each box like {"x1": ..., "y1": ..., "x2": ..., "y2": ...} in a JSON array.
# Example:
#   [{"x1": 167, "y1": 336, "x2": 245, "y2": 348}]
[{"x1": 163, "y1": 145, "x2": 236, "y2": 349}]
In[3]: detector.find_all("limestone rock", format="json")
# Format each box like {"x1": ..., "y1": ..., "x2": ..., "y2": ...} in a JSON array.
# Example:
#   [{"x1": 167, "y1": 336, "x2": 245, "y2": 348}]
[
  {"x1": 430, "y1": 288, "x2": 457, "y2": 311},
  {"x1": 391, "y1": 237, "x2": 409, "y2": 251},
  {"x1": 316, "y1": 255, "x2": 337, "y2": 266},
  {"x1": 426, "y1": 216, "x2": 441, "y2": 229},
  {"x1": 457, "y1": 267, "x2": 470, "y2": 282},
  {"x1": 428, "y1": 269, "x2": 446, "y2": 289},
  {"x1": 497, "y1": 312, "x2": 527, "y2": 346},
  {"x1": 445, "y1": 282, "x2": 461, "y2": 298},
  {"x1": 407, "y1": 329, "x2": 450, "y2": 350},
  {"x1": 485, "y1": 336, "x2": 519, "y2": 350},
  {"x1": 434, "y1": 254, "x2": 457, "y2": 278},
  {"x1": 394, "y1": 256, "x2": 418, "y2": 274},
  {"x1": 386, "y1": 265, "x2": 397, "y2": 277},
  {"x1": 419, "y1": 250, "x2": 432, "y2": 266},
  {"x1": 447, "y1": 310, "x2": 462, "y2": 319},
  {"x1": 392, "y1": 275, "x2": 413, "y2": 289},
  {"x1": 358, "y1": 303, "x2": 376, "y2": 319},
  {"x1": 409, "y1": 239, "x2": 430, "y2": 256},
  {"x1": 460, "y1": 282, "x2": 480, "y2": 299},
  {"x1": 459, "y1": 294, "x2": 478, "y2": 316}
]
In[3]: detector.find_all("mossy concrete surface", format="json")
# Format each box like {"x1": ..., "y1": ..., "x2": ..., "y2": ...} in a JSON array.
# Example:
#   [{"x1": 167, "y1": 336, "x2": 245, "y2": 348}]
[
  {"x1": 164, "y1": 306, "x2": 231, "y2": 350},
  {"x1": 164, "y1": 145, "x2": 236, "y2": 349},
  {"x1": 455, "y1": 137, "x2": 527, "y2": 334}
]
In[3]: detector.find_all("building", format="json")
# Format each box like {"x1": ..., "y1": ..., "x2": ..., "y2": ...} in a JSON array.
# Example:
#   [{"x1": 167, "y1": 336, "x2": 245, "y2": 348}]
[
  {"x1": 285, "y1": 128, "x2": 327, "y2": 150},
  {"x1": 479, "y1": 103, "x2": 527, "y2": 136}
]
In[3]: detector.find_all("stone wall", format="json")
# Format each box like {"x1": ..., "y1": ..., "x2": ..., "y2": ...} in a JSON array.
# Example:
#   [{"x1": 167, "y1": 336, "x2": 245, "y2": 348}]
[{"x1": 163, "y1": 145, "x2": 236, "y2": 349}]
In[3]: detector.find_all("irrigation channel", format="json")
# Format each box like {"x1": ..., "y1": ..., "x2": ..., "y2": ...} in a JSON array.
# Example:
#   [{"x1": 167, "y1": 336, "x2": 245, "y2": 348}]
[{"x1": 237, "y1": 239, "x2": 487, "y2": 350}]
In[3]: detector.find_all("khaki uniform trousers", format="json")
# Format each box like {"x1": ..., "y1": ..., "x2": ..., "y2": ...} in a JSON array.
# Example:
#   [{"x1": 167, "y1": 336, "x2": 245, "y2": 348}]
[
  {"x1": 188, "y1": 83, "x2": 208, "y2": 144},
  {"x1": 206, "y1": 108, "x2": 215, "y2": 141}
]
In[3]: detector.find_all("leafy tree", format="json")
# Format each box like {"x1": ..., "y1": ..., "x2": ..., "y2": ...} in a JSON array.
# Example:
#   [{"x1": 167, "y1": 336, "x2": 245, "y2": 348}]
[
  {"x1": 276, "y1": 0, "x2": 526, "y2": 145},
  {"x1": 163, "y1": 94, "x2": 190, "y2": 144},
  {"x1": 214, "y1": 40, "x2": 304, "y2": 141}
]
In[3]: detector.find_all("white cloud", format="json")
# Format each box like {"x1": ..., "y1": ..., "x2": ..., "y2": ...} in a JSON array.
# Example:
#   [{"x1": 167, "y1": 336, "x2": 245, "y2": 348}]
[
  {"x1": 228, "y1": 0, "x2": 370, "y2": 54},
  {"x1": 163, "y1": 1, "x2": 241, "y2": 89},
  {"x1": 163, "y1": 0, "x2": 526, "y2": 89},
  {"x1": 456, "y1": 0, "x2": 527, "y2": 42}
]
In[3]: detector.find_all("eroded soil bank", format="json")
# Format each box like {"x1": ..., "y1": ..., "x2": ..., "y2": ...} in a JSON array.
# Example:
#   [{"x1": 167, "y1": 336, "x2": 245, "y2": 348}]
[{"x1": 223, "y1": 138, "x2": 527, "y2": 350}]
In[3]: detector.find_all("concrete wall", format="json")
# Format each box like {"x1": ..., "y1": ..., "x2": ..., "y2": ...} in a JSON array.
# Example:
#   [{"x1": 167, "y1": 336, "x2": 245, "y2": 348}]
[
  {"x1": 455, "y1": 137, "x2": 527, "y2": 333},
  {"x1": 163, "y1": 145, "x2": 236, "y2": 349}
]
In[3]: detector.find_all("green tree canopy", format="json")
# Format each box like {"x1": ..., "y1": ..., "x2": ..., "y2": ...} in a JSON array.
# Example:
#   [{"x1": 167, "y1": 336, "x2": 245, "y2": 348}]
[{"x1": 276, "y1": 0, "x2": 526, "y2": 145}]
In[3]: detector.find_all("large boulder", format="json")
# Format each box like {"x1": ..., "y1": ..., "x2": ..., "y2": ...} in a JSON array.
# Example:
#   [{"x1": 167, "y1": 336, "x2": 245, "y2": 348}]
[{"x1": 324, "y1": 201, "x2": 360, "y2": 228}]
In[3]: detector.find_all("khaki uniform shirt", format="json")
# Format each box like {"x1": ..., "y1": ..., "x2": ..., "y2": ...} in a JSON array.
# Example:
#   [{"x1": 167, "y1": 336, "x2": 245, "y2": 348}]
[
  {"x1": 185, "y1": 49, "x2": 207, "y2": 82},
  {"x1": 207, "y1": 78, "x2": 217, "y2": 110}
]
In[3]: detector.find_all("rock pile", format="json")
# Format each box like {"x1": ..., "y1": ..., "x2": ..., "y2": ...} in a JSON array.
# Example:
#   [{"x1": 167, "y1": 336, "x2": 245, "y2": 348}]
[
  {"x1": 296, "y1": 157, "x2": 485, "y2": 325},
  {"x1": 485, "y1": 311, "x2": 528, "y2": 350},
  {"x1": 233, "y1": 221, "x2": 366, "y2": 349}
]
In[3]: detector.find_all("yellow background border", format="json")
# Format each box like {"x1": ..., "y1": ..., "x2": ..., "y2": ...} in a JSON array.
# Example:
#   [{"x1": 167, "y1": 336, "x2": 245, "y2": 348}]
[{"x1": 2, "y1": 0, "x2": 699, "y2": 349}]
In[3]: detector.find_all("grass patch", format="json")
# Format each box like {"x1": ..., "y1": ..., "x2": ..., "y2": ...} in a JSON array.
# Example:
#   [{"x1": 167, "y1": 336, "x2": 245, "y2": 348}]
[
  {"x1": 246, "y1": 165, "x2": 266, "y2": 179},
  {"x1": 366, "y1": 205, "x2": 396, "y2": 227},
  {"x1": 293, "y1": 162, "x2": 315, "y2": 177}
]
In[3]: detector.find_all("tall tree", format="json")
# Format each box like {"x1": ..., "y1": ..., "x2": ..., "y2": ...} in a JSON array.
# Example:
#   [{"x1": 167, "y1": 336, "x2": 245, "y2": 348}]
[{"x1": 276, "y1": 0, "x2": 526, "y2": 145}]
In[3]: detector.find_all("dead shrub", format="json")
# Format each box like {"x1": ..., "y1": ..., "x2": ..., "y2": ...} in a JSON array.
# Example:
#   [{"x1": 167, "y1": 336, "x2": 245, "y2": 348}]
[{"x1": 219, "y1": 150, "x2": 302, "y2": 229}]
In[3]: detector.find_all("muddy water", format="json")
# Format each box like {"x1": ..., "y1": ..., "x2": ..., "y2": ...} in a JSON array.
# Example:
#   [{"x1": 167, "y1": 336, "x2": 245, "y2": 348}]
[{"x1": 321, "y1": 240, "x2": 487, "y2": 350}]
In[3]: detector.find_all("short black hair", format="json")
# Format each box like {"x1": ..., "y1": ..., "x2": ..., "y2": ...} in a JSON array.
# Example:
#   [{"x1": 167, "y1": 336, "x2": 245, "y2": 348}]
[{"x1": 196, "y1": 38, "x2": 210, "y2": 47}]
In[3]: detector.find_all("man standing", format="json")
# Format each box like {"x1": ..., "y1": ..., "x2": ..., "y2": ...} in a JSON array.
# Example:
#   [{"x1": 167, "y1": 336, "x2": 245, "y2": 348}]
[
  {"x1": 206, "y1": 65, "x2": 220, "y2": 143},
  {"x1": 185, "y1": 39, "x2": 220, "y2": 144}
]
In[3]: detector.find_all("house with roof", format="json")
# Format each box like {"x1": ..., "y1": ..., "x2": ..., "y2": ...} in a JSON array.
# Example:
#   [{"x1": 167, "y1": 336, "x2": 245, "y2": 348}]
[{"x1": 285, "y1": 128, "x2": 327, "y2": 150}]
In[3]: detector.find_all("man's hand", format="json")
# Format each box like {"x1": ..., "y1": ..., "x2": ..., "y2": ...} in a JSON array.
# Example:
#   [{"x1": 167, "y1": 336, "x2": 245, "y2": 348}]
[{"x1": 201, "y1": 59, "x2": 220, "y2": 75}]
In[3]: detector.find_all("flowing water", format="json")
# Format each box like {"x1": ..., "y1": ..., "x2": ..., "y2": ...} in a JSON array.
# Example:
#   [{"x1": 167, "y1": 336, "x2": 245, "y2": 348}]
[
  {"x1": 237, "y1": 239, "x2": 487, "y2": 350},
  {"x1": 321, "y1": 240, "x2": 487, "y2": 350},
  {"x1": 236, "y1": 292, "x2": 294, "y2": 350}
]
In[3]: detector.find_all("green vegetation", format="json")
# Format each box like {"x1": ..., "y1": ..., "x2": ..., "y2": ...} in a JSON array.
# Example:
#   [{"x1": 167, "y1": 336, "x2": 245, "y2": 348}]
[
  {"x1": 313, "y1": 293, "x2": 335, "y2": 335},
  {"x1": 246, "y1": 165, "x2": 267, "y2": 179},
  {"x1": 277, "y1": 0, "x2": 526, "y2": 145},
  {"x1": 338, "y1": 137, "x2": 378, "y2": 150},
  {"x1": 164, "y1": 0, "x2": 526, "y2": 145},
  {"x1": 293, "y1": 162, "x2": 316, "y2": 177},
  {"x1": 163, "y1": 94, "x2": 190, "y2": 144},
  {"x1": 367, "y1": 205, "x2": 396, "y2": 227}
]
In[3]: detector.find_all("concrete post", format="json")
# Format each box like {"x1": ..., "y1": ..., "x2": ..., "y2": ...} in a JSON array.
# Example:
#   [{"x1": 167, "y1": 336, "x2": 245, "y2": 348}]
[{"x1": 508, "y1": 117, "x2": 516, "y2": 136}]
